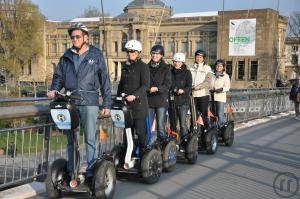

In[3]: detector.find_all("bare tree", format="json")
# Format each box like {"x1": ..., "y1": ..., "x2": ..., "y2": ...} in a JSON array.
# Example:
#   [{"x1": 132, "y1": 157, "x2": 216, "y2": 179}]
[
  {"x1": 286, "y1": 12, "x2": 300, "y2": 76},
  {"x1": 79, "y1": 6, "x2": 109, "y2": 18},
  {"x1": 287, "y1": 12, "x2": 300, "y2": 38}
]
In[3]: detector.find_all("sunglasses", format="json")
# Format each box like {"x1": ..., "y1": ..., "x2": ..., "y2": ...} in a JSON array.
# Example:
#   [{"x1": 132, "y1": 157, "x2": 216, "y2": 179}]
[
  {"x1": 71, "y1": 35, "x2": 82, "y2": 40},
  {"x1": 126, "y1": 50, "x2": 136, "y2": 53}
]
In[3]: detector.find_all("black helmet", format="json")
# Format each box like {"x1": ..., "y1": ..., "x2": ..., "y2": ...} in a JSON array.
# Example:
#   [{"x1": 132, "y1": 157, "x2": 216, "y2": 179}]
[
  {"x1": 215, "y1": 59, "x2": 225, "y2": 67},
  {"x1": 195, "y1": 49, "x2": 206, "y2": 58},
  {"x1": 151, "y1": 44, "x2": 164, "y2": 56},
  {"x1": 68, "y1": 23, "x2": 89, "y2": 36}
]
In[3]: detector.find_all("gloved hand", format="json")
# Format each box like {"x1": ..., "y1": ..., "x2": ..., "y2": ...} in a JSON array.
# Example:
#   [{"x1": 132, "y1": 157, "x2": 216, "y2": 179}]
[{"x1": 214, "y1": 88, "x2": 223, "y2": 93}]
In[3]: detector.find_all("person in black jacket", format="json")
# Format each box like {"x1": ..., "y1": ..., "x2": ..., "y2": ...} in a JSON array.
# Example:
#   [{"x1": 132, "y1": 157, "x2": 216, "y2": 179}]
[
  {"x1": 290, "y1": 75, "x2": 300, "y2": 120},
  {"x1": 169, "y1": 53, "x2": 192, "y2": 141},
  {"x1": 47, "y1": 23, "x2": 111, "y2": 184},
  {"x1": 147, "y1": 45, "x2": 172, "y2": 142},
  {"x1": 117, "y1": 40, "x2": 150, "y2": 150}
]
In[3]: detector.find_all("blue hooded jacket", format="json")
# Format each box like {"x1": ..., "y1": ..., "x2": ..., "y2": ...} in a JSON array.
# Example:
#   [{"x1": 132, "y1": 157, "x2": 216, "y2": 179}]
[{"x1": 50, "y1": 45, "x2": 111, "y2": 108}]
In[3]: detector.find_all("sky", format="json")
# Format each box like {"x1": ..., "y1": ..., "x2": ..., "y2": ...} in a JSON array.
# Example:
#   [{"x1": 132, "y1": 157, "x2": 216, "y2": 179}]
[{"x1": 31, "y1": 0, "x2": 300, "y2": 21}]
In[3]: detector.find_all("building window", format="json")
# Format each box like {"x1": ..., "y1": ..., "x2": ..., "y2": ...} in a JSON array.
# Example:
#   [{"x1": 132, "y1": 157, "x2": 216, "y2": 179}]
[
  {"x1": 114, "y1": 41, "x2": 118, "y2": 53},
  {"x1": 182, "y1": 42, "x2": 188, "y2": 55},
  {"x1": 114, "y1": 62, "x2": 118, "y2": 81},
  {"x1": 196, "y1": 41, "x2": 204, "y2": 51},
  {"x1": 238, "y1": 61, "x2": 245, "y2": 80},
  {"x1": 168, "y1": 41, "x2": 175, "y2": 54},
  {"x1": 21, "y1": 66, "x2": 24, "y2": 76},
  {"x1": 292, "y1": 45, "x2": 298, "y2": 51},
  {"x1": 136, "y1": 29, "x2": 141, "y2": 41},
  {"x1": 51, "y1": 41, "x2": 57, "y2": 54},
  {"x1": 226, "y1": 61, "x2": 232, "y2": 78},
  {"x1": 62, "y1": 40, "x2": 68, "y2": 52},
  {"x1": 292, "y1": 54, "x2": 298, "y2": 65},
  {"x1": 28, "y1": 61, "x2": 32, "y2": 75},
  {"x1": 122, "y1": 32, "x2": 128, "y2": 51},
  {"x1": 250, "y1": 61, "x2": 258, "y2": 81}
]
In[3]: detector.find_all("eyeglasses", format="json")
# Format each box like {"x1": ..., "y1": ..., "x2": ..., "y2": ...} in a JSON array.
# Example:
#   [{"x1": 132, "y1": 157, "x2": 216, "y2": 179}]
[
  {"x1": 71, "y1": 35, "x2": 82, "y2": 40},
  {"x1": 126, "y1": 50, "x2": 136, "y2": 53}
]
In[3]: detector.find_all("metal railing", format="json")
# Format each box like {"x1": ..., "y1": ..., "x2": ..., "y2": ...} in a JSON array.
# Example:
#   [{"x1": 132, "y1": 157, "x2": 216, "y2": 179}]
[{"x1": 0, "y1": 88, "x2": 294, "y2": 189}]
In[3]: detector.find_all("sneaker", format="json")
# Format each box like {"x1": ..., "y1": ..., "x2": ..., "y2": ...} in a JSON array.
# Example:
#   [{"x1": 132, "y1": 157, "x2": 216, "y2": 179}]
[{"x1": 295, "y1": 116, "x2": 300, "y2": 120}]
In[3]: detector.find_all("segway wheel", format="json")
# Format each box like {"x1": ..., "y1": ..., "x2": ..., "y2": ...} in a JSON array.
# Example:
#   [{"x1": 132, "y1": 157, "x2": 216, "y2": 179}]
[
  {"x1": 224, "y1": 122, "x2": 234, "y2": 147},
  {"x1": 185, "y1": 135, "x2": 198, "y2": 164},
  {"x1": 45, "y1": 158, "x2": 67, "y2": 199},
  {"x1": 93, "y1": 160, "x2": 116, "y2": 199},
  {"x1": 162, "y1": 141, "x2": 177, "y2": 172},
  {"x1": 205, "y1": 129, "x2": 218, "y2": 154},
  {"x1": 141, "y1": 149, "x2": 162, "y2": 184}
]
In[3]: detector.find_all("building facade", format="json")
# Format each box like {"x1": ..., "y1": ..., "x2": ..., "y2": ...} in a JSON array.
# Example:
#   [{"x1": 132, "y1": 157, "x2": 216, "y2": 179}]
[{"x1": 19, "y1": 0, "x2": 288, "y2": 88}]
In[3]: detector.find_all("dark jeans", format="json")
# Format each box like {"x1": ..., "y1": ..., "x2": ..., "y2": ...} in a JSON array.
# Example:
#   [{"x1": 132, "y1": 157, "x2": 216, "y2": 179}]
[
  {"x1": 173, "y1": 105, "x2": 190, "y2": 141},
  {"x1": 194, "y1": 95, "x2": 210, "y2": 127},
  {"x1": 67, "y1": 106, "x2": 99, "y2": 177},
  {"x1": 149, "y1": 107, "x2": 167, "y2": 140}
]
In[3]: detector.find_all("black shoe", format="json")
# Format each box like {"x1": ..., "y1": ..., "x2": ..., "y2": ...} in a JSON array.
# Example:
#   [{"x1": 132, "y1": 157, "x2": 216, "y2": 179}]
[
  {"x1": 62, "y1": 174, "x2": 71, "y2": 187},
  {"x1": 84, "y1": 176, "x2": 93, "y2": 188}
]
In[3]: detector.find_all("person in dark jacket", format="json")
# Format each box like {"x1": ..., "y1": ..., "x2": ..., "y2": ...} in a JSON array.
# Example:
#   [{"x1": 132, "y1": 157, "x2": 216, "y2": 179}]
[
  {"x1": 47, "y1": 23, "x2": 111, "y2": 184},
  {"x1": 117, "y1": 40, "x2": 150, "y2": 150},
  {"x1": 147, "y1": 44, "x2": 172, "y2": 142},
  {"x1": 169, "y1": 53, "x2": 192, "y2": 141},
  {"x1": 290, "y1": 75, "x2": 300, "y2": 120}
]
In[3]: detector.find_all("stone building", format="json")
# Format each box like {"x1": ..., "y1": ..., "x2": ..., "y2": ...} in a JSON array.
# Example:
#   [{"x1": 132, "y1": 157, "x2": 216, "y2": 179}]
[
  {"x1": 217, "y1": 9, "x2": 287, "y2": 88},
  {"x1": 20, "y1": 0, "x2": 288, "y2": 89}
]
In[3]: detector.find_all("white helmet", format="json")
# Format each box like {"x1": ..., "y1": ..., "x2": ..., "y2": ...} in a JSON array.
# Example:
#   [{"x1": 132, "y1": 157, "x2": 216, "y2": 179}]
[
  {"x1": 173, "y1": 53, "x2": 186, "y2": 62},
  {"x1": 68, "y1": 23, "x2": 89, "y2": 36},
  {"x1": 125, "y1": 40, "x2": 142, "y2": 52}
]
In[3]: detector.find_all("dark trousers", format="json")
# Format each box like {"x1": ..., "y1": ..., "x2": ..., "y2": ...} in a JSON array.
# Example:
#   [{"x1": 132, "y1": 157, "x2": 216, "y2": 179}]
[
  {"x1": 131, "y1": 118, "x2": 148, "y2": 148},
  {"x1": 194, "y1": 95, "x2": 210, "y2": 127}
]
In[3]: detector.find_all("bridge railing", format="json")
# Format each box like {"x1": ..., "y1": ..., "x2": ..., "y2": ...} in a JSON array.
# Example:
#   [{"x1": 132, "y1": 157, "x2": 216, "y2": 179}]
[{"x1": 0, "y1": 88, "x2": 294, "y2": 189}]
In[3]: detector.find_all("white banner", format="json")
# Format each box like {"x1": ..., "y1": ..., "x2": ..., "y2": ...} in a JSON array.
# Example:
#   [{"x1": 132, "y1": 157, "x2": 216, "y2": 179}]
[{"x1": 229, "y1": 18, "x2": 256, "y2": 56}]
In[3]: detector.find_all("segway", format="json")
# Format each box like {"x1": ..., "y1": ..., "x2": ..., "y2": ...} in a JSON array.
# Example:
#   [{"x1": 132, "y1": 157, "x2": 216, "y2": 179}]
[
  {"x1": 167, "y1": 90, "x2": 198, "y2": 164},
  {"x1": 110, "y1": 94, "x2": 162, "y2": 184},
  {"x1": 151, "y1": 117, "x2": 177, "y2": 172},
  {"x1": 45, "y1": 91, "x2": 116, "y2": 199},
  {"x1": 190, "y1": 94, "x2": 218, "y2": 154},
  {"x1": 209, "y1": 90, "x2": 235, "y2": 147}
]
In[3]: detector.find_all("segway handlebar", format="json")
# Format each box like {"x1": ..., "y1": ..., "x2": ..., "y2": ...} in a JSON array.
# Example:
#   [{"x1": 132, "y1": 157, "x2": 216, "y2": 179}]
[{"x1": 54, "y1": 91, "x2": 82, "y2": 101}]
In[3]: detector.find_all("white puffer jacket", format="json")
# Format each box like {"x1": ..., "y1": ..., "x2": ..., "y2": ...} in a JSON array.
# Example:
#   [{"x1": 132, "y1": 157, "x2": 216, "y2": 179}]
[
  {"x1": 189, "y1": 62, "x2": 213, "y2": 97},
  {"x1": 213, "y1": 72, "x2": 230, "y2": 102}
]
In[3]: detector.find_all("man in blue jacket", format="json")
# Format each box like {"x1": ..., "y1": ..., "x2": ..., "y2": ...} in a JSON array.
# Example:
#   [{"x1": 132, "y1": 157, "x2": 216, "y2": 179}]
[{"x1": 47, "y1": 23, "x2": 111, "y2": 184}]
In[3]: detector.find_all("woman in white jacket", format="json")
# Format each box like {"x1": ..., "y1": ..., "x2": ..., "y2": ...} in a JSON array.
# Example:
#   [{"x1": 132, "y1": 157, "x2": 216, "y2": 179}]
[
  {"x1": 211, "y1": 59, "x2": 230, "y2": 128},
  {"x1": 190, "y1": 50, "x2": 214, "y2": 128}
]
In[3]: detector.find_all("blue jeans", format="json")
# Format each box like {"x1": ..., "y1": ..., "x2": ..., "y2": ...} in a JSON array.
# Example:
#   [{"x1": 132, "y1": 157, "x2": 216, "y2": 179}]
[
  {"x1": 67, "y1": 106, "x2": 99, "y2": 177},
  {"x1": 149, "y1": 107, "x2": 167, "y2": 141},
  {"x1": 215, "y1": 101, "x2": 225, "y2": 128},
  {"x1": 176, "y1": 105, "x2": 190, "y2": 141}
]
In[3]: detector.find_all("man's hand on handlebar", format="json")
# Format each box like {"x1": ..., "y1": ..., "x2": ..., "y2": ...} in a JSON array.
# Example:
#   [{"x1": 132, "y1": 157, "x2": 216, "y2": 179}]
[
  {"x1": 47, "y1": 90, "x2": 57, "y2": 99},
  {"x1": 101, "y1": 108, "x2": 110, "y2": 116}
]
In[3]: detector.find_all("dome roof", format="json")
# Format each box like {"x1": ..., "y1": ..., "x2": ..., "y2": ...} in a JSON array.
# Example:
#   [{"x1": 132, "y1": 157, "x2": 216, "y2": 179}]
[{"x1": 126, "y1": 0, "x2": 166, "y2": 8}]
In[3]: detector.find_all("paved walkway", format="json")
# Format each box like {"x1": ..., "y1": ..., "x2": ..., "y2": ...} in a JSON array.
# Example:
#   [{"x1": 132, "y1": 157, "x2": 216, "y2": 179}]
[{"x1": 2, "y1": 115, "x2": 300, "y2": 199}]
